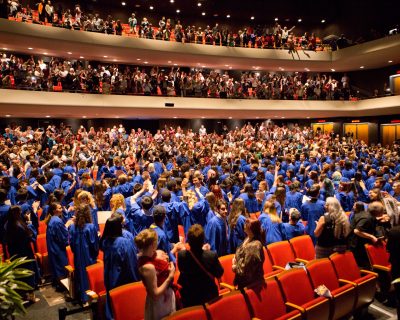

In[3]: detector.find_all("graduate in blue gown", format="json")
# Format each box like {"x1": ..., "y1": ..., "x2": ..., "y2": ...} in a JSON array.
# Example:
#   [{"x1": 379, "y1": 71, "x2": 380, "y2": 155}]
[
  {"x1": 77, "y1": 191, "x2": 99, "y2": 232},
  {"x1": 125, "y1": 195, "x2": 154, "y2": 237},
  {"x1": 238, "y1": 184, "x2": 259, "y2": 214},
  {"x1": 281, "y1": 208, "x2": 306, "y2": 240},
  {"x1": 300, "y1": 185, "x2": 325, "y2": 244},
  {"x1": 100, "y1": 216, "x2": 140, "y2": 320},
  {"x1": 227, "y1": 198, "x2": 247, "y2": 253},
  {"x1": 258, "y1": 200, "x2": 285, "y2": 244},
  {"x1": 5, "y1": 206, "x2": 40, "y2": 301},
  {"x1": 46, "y1": 202, "x2": 69, "y2": 286},
  {"x1": 68, "y1": 204, "x2": 99, "y2": 304},
  {"x1": 149, "y1": 205, "x2": 180, "y2": 263},
  {"x1": 0, "y1": 189, "x2": 11, "y2": 257},
  {"x1": 205, "y1": 200, "x2": 228, "y2": 256}
]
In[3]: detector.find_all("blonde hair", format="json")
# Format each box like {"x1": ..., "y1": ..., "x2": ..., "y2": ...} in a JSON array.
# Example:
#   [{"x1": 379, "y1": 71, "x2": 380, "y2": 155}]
[
  {"x1": 263, "y1": 200, "x2": 281, "y2": 223},
  {"x1": 325, "y1": 197, "x2": 351, "y2": 239},
  {"x1": 77, "y1": 190, "x2": 95, "y2": 208},
  {"x1": 186, "y1": 190, "x2": 198, "y2": 210},
  {"x1": 135, "y1": 229, "x2": 158, "y2": 251},
  {"x1": 110, "y1": 193, "x2": 126, "y2": 212}
]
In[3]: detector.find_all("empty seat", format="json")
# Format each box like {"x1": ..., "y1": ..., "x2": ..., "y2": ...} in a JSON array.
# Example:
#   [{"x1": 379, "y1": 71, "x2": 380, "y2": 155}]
[
  {"x1": 262, "y1": 247, "x2": 282, "y2": 278},
  {"x1": 86, "y1": 261, "x2": 106, "y2": 320},
  {"x1": 218, "y1": 254, "x2": 236, "y2": 291},
  {"x1": 64, "y1": 246, "x2": 75, "y2": 299},
  {"x1": 110, "y1": 282, "x2": 146, "y2": 320},
  {"x1": 34, "y1": 233, "x2": 51, "y2": 278},
  {"x1": 306, "y1": 259, "x2": 356, "y2": 320},
  {"x1": 244, "y1": 279, "x2": 302, "y2": 320},
  {"x1": 164, "y1": 305, "x2": 207, "y2": 320},
  {"x1": 277, "y1": 268, "x2": 330, "y2": 320},
  {"x1": 205, "y1": 290, "x2": 252, "y2": 320},
  {"x1": 364, "y1": 243, "x2": 391, "y2": 272},
  {"x1": 267, "y1": 241, "x2": 296, "y2": 270},
  {"x1": 289, "y1": 235, "x2": 316, "y2": 263},
  {"x1": 330, "y1": 251, "x2": 377, "y2": 309}
]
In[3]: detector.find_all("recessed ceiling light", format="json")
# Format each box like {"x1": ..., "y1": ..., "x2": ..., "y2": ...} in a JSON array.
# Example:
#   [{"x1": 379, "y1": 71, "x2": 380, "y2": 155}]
[
  {"x1": 82, "y1": 115, "x2": 87, "y2": 118},
  {"x1": 256, "y1": 117, "x2": 260, "y2": 119},
  {"x1": 137, "y1": 58, "x2": 141, "y2": 61},
  {"x1": 202, "y1": 12, "x2": 206, "y2": 16},
  {"x1": 135, "y1": 4, "x2": 140, "y2": 7},
  {"x1": 197, "y1": 2, "x2": 202, "y2": 6},
  {"x1": 224, "y1": 64, "x2": 229, "y2": 67},
  {"x1": 80, "y1": 56, "x2": 84, "y2": 59},
  {"x1": 5, "y1": 115, "x2": 11, "y2": 117},
  {"x1": 2, "y1": 48, "x2": 7, "y2": 50},
  {"x1": 170, "y1": 0, "x2": 174, "y2": 3},
  {"x1": 321, "y1": 19, "x2": 326, "y2": 23},
  {"x1": 331, "y1": 68, "x2": 335, "y2": 72},
  {"x1": 213, "y1": 13, "x2": 218, "y2": 17},
  {"x1": 28, "y1": 47, "x2": 33, "y2": 50},
  {"x1": 45, "y1": 115, "x2": 51, "y2": 118},
  {"x1": 304, "y1": 68, "x2": 310, "y2": 71},
  {"x1": 229, "y1": 67, "x2": 232, "y2": 69},
  {"x1": 174, "y1": 63, "x2": 178, "y2": 66},
  {"x1": 226, "y1": 14, "x2": 230, "y2": 18},
  {"x1": 388, "y1": 60, "x2": 393, "y2": 63},
  {"x1": 121, "y1": 2, "x2": 126, "y2": 6},
  {"x1": 168, "y1": 60, "x2": 172, "y2": 63},
  {"x1": 67, "y1": 52, "x2": 72, "y2": 55},
  {"x1": 202, "y1": 65, "x2": 206, "y2": 68},
  {"x1": 103, "y1": 55, "x2": 108, "y2": 58},
  {"x1": 306, "y1": 116, "x2": 310, "y2": 119},
  {"x1": 201, "y1": 116, "x2": 205, "y2": 119},
  {"x1": 144, "y1": 61, "x2": 148, "y2": 64},
  {"x1": 176, "y1": 9, "x2": 180, "y2": 13},
  {"x1": 113, "y1": 59, "x2": 117, "y2": 62},
  {"x1": 281, "y1": 116, "x2": 285, "y2": 119},
  {"x1": 229, "y1": 117, "x2": 233, "y2": 119},
  {"x1": 251, "y1": 16, "x2": 255, "y2": 20},
  {"x1": 149, "y1": 6, "x2": 154, "y2": 10},
  {"x1": 298, "y1": 18, "x2": 302, "y2": 22},
  {"x1": 274, "y1": 17, "x2": 278, "y2": 21},
  {"x1": 360, "y1": 66, "x2": 364, "y2": 69},
  {"x1": 173, "y1": 116, "x2": 178, "y2": 118},
  {"x1": 43, "y1": 52, "x2": 48, "y2": 55}
]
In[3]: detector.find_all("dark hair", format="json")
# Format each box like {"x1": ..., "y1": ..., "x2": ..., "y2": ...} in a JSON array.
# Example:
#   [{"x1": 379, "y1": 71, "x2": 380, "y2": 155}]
[
  {"x1": 141, "y1": 196, "x2": 153, "y2": 210},
  {"x1": 0, "y1": 189, "x2": 7, "y2": 203},
  {"x1": 353, "y1": 201, "x2": 365, "y2": 214},
  {"x1": 187, "y1": 224, "x2": 205, "y2": 253},
  {"x1": 153, "y1": 205, "x2": 166, "y2": 225},
  {"x1": 5, "y1": 206, "x2": 32, "y2": 241},
  {"x1": 308, "y1": 184, "x2": 320, "y2": 199},
  {"x1": 161, "y1": 189, "x2": 171, "y2": 202},
  {"x1": 246, "y1": 218, "x2": 266, "y2": 246},
  {"x1": 244, "y1": 183, "x2": 255, "y2": 198},
  {"x1": 75, "y1": 204, "x2": 92, "y2": 229},
  {"x1": 100, "y1": 215, "x2": 123, "y2": 245}
]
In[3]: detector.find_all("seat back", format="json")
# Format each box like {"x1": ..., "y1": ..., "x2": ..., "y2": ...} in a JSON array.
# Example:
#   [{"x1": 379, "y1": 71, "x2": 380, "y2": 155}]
[
  {"x1": 329, "y1": 251, "x2": 361, "y2": 281},
  {"x1": 267, "y1": 241, "x2": 296, "y2": 268},
  {"x1": 289, "y1": 235, "x2": 315, "y2": 261},
  {"x1": 66, "y1": 246, "x2": 74, "y2": 268},
  {"x1": 244, "y1": 279, "x2": 290, "y2": 320},
  {"x1": 205, "y1": 291, "x2": 252, "y2": 320},
  {"x1": 365, "y1": 243, "x2": 390, "y2": 267},
  {"x1": 86, "y1": 262, "x2": 106, "y2": 294},
  {"x1": 218, "y1": 254, "x2": 236, "y2": 286},
  {"x1": 262, "y1": 247, "x2": 274, "y2": 275},
  {"x1": 164, "y1": 306, "x2": 207, "y2": 320},
  {"x1": 110, "y1": 282, "x2": 146, "y2": 320},
  {"x1": 277, "y1": 268, "x2": 315, "y2": 306},
  {"x1": 306, "y1": 258, "x2": 340, "y2": 291},
  {"x1": 36, "y1": 234, "x2": 48, "y2": 254}
]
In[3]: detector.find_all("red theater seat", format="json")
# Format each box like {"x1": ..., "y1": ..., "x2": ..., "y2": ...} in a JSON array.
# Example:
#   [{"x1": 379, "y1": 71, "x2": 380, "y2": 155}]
[
  {"x1": 110, "y1": 282, "x2": 146, "y2": 320},
  {"x1": 267, "y1": 241, "x2": 296, "y2": 270},
  {"x1": 289, "y1": 235, "x2": 315, "y2": 263},
  {"x1": 205, "y1": 290, "x2": 252, "y2": 320},
  {"x1": 164, "y1": 306, "x2": 207, "y2": 320},
  {"x1": 218, "y1": 254, "x2": 236, "y2": 291}
]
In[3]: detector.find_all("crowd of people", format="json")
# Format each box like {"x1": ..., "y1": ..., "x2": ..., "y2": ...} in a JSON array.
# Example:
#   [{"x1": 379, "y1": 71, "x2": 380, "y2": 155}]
[
  {"x1": 1, "y1": 1, "x2": 331, "y2": 51},
  {"x1": 1, "y1": 52, "x2": 356, "y2": 100},
  {"x1": 0, "y1": 120, "x2": 400, "y2": 318}
]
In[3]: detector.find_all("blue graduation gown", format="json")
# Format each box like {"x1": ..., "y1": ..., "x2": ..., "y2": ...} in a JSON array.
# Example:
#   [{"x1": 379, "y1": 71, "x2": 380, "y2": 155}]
[
  {"x1": 239, "y1": 193, "x2": 259, "y2": 214},
  {"x1": 125, "y1": 202, "x2": 154, "y2": 237},
  {"x1": 190, "y1": 199, "x2": 210, "y2": 227},
  {"x1": 281, "y1": 221, "x2": 306, "y2": 240},
  {"x1": 101, "y1": 236, "x2": 139, "y2": 320},
  {"x1": 46, "y1": 216, "x2": 69, "y2": 280},
  {"x1": 205, "y1": 215, "x2": 228, "y2": 257},
  {"x1": 228, "y1": 214, "x2": 246, "y2": 254},
  {"x1": 258, "y1": 213, "x2": 285, "y2": 244},
  {"x1": 161, "y1": 201, "x2": 191, "y2": 243},
  {"x1": 0, "y1": 203, "x2": 11, "y2": 246},
  {"x1": 300, "y1": 200, "x2": 325, "y2": 244},
  {"x1": 69, "y1": 223, "x2": 99, "y2": 303},
  {"x1": 285, "y1": 191, "x2": 303, "y2": 212}
]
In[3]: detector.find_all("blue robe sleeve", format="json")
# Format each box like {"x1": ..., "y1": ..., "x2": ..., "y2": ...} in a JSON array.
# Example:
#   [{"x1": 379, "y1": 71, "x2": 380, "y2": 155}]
[
  {"x1": 205, "y1": 219, "x2": 223, "y2": 256},
  {"x1": 91, "y1": 207, "x2": 99, "y2": 232},
  {"x1": 176, "y1": 202, "x2": 192, "y2": 235}
]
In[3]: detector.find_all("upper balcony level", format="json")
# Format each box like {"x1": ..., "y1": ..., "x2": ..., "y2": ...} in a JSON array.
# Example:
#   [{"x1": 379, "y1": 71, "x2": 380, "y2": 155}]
[{"x1": 0, "y1": 19, "x2": 399, "y2": 72}]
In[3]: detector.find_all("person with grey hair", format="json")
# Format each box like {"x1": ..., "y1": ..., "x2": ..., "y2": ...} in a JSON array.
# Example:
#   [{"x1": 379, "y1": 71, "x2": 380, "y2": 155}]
[
  {"x1": 281, "y1": 208, "x2": 305, "y2": 240},
  {"x1": 314, "y1": 197, "x2": 351, "y2": 258}
]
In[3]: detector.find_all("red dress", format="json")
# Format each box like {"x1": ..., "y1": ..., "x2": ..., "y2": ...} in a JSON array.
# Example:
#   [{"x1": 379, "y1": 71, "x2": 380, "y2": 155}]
[{"x1": 138, "y1": 254, "x2": 170, "y2": 287}]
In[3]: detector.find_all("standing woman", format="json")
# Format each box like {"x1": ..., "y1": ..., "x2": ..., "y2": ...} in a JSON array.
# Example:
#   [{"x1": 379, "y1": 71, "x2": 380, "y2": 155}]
[
  {"x1": 5, "y1": 206, "x2": 40, "y2": 302},
  {"x1": 314, "y1": 197, "x2": 351, "y2": 258},
  {"x1": 100, "y1": 216, "x2": 139, "y2": 320},
  {"x1": 110, "y1": 193, "x2": 126, "y2": 218},
  {"x1": 228, "y1": 198, "x2": 248, "y2": 253},
  {"x1": 232, "y1": 218, "x2": 265, "y2": 289},
  {"x1": 69, "y1": 204, "x2": 99, "y2": 304},
  {"x1": 46, "y1": 202, "x2": 69, "y2": 290},
  {"x1": 239, "y1": 184, "x2": 259, "y2": 214},
  {"x1": 77, "y1": 191, "x2": 99, "y2": 232},
  {"x1": 135, "y1": 229, "x2": 176, "y2": 320}
]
